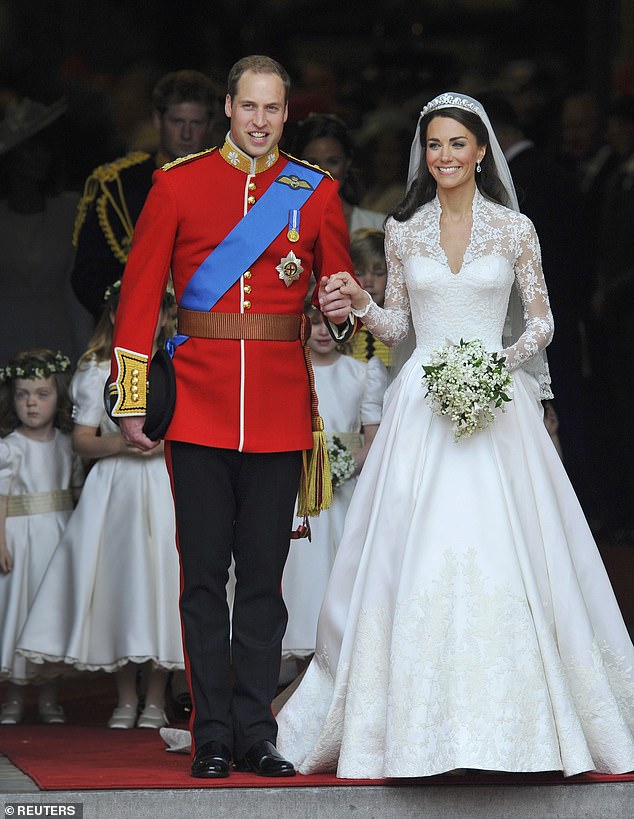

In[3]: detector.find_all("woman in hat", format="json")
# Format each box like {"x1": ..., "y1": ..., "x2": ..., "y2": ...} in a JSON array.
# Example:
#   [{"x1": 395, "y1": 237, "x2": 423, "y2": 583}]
[{"x1": 0, "y1": 96, "x2": 92, "y2": 364}]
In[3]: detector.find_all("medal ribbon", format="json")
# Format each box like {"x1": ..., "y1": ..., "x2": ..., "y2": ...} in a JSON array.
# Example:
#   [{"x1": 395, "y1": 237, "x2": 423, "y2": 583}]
[{"x1": 287, "y1": 209, "x2": 300, "y2": 241}]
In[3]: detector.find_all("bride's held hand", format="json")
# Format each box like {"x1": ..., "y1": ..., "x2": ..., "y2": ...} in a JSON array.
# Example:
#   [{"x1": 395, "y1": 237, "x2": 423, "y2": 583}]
[{"x1": 320, "y1": 272, "x2": 371, "y2": 316}]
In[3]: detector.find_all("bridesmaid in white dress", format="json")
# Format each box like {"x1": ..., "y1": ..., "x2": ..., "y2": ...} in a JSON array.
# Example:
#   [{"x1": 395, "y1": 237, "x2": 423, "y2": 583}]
[
  {"x1": 0, "y1": 349, "x2": 83, "y2": 724},
  {"x1": 274, "y1": 93, "x2": 634, "y2": 778},
  {"x1": 282, "y1": 306, "x2": 387, "y2": 664},
  {"x1": 17, "y1": 285, "x2": 183, "y2": 729}
]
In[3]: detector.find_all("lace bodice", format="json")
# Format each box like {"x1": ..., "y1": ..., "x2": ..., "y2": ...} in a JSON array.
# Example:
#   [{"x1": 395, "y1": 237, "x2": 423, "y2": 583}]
[{"x1": 361, "y1": 191, "x2": 554, "y2": 378}]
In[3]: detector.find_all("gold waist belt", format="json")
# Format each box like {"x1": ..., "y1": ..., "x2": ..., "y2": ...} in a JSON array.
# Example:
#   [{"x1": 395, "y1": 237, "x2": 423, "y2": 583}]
[
  {"x1": 4, "y1": 489, "x2": 74, "y2": 517},
  {"x1": 177, "y1": 309, "x2": 303, "y2": 341},
  {"x1": 333, "y1": 432, "x2": 362, "y2": 452}
]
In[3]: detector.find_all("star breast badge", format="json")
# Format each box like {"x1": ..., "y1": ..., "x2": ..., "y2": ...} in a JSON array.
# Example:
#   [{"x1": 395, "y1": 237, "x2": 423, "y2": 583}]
[{"x1": 276, "y1": 251, "x2": 303, "y2": 287}]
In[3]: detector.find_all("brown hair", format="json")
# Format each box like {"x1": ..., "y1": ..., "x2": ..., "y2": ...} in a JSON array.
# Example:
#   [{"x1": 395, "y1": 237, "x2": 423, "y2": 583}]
[
  {"x1": 227, "y1": 55, "x2": 291, "y2": 104},
  {"x1": 152, "y1": 69, "x2": 218, "y2": 118},
  {"x1": 292, "y1": 113, "x2": 363, "y2": 206},
  {"x1": 0, "y1": 348, "x2": 73, "y2": 436},
  {"x1": 391, "y1": 106, "x2": 510, "y2": 222}
]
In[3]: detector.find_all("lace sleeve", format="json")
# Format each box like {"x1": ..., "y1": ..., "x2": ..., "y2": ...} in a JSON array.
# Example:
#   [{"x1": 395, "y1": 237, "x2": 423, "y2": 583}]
[
  {"x1": 358, "y1": 219, "x2": 411, "y2": 346},
  {"x1": 502, "y1": 216, "x2": 554, "y2": 372}
]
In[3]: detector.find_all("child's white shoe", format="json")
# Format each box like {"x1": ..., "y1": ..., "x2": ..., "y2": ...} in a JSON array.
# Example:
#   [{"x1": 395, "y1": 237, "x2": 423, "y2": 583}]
[
  {"x1": 0, "y1": 699, "x2": 24, "y2": 725},
  {"x1": 38, "y1": 702, "x2": 65, "y2": 724},
  {"x1": 107, "y1": 703, "x2": 137, "y2": 729},
  {"x1": 136, "y1": 704, "x2": 168, "y2": 729}
]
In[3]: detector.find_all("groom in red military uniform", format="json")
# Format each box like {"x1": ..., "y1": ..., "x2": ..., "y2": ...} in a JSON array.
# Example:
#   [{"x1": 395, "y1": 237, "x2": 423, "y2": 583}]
[{"x1": 109, "y1": 55, "x2": 354, "y2": 778}]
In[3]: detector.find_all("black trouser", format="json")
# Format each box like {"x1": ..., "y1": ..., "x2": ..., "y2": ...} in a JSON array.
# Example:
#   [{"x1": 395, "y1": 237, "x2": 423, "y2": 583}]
[{"x1": 165, "y1": 441, "x2": 302, "y2": 758}]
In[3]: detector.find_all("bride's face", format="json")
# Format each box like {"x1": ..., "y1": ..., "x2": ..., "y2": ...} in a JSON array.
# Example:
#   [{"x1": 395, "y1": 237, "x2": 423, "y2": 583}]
[{"x1": 425, "y1": 115, "x2": 485, "y2": 193}]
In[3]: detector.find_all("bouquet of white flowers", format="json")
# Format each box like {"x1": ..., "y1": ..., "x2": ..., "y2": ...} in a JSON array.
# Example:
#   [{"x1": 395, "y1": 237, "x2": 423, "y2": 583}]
[
  {"x1": 327, "y1": 435, "x2": 356, "y2": 488},
  {"x1": 422, "y1": 338, "x2": 512, "y2": 441}
]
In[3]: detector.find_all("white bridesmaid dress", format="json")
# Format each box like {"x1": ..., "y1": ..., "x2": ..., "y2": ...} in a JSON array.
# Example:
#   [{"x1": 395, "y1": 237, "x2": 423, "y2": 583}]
[{"x1": 17, "y1": 359, "x2": 184, "y2": 673}]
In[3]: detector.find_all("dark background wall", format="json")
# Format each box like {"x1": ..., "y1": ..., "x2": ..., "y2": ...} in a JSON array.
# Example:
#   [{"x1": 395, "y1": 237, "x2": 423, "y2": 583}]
[
  {"x1": 1, "y1": 0, "x2": 631, "y2": 190},
  {"x1": 1, "y1": 0, "x2": 631, "y2": 105}
]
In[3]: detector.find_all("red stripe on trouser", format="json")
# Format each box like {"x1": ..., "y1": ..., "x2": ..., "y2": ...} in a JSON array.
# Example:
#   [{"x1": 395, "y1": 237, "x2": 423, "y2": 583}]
[{"x1": 164, "y1": 441, "x2": 198, "y2": 758}]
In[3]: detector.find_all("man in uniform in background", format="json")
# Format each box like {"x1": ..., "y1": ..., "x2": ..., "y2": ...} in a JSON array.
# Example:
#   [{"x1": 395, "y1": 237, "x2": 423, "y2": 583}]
[
  {"x1": 109, "y1": 55, "x2": 354, "y2": 779},
  {"x1": 71, "y1": 69, "x2": 218, "y2": 320}
]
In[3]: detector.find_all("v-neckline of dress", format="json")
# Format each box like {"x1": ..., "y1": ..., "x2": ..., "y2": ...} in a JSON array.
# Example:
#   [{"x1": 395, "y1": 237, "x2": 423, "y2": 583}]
[{"x1": 435, "y1": 191, "x2": 478, "y2": 275}]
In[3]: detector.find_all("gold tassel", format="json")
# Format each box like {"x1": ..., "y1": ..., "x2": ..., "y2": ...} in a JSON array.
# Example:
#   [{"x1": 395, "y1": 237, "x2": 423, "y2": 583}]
[
  {"x1": 297, "y1": 415, "x2": 333, "y2": 517},
  {"x1": 297, "y1": 313, "x2": 333, "y2": 518}
]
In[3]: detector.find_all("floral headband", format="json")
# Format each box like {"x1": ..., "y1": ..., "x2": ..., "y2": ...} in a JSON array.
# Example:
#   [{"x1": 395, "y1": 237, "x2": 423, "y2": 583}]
[{"x1": 0, "y1": 351, "x2": 71, "y2": 383}]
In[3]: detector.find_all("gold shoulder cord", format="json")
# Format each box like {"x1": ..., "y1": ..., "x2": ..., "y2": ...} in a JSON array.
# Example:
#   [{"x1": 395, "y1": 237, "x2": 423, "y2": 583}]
[
  {"x1": 161, "y1": 147, "x2": 216, "y2": 172},
  {"x1": 72, "y1": 151, "x2": 151, "y2": 264},
  {"x1": 282, "y1": 151, "x2": 334, "y2": 182}
]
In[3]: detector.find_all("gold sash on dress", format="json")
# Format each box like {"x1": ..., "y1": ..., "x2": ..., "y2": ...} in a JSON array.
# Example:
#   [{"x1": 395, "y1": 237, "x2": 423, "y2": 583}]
[
  {"x1": 333, "y1": 432, "x2": 362, "y2": 453},
  {"x1": 3, "y1": 489, "x2": 74, "y2": 517}
]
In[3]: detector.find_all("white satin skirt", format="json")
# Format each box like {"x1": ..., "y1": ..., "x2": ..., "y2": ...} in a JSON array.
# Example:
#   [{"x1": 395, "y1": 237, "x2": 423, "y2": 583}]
[{"x1": 276, "y1": 357, "x2": 634, "y2": 778}]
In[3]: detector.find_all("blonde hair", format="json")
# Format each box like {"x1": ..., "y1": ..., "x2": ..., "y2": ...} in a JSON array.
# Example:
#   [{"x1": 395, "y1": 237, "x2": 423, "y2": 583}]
[
  {"x1": 349, "y1": 228, "x2": 386, "y2": 271},
  {"x1": 78, "y1": 294, "x2": 118, "y2": 367},
  {"x1": 78, "y1": 287, "x2": 176, "y2": 368}
]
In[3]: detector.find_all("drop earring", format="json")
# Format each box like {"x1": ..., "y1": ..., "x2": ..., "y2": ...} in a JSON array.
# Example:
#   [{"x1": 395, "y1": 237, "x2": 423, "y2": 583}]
[{"x1": 476, "y1": 160, "x2": 481, "y2": 173}]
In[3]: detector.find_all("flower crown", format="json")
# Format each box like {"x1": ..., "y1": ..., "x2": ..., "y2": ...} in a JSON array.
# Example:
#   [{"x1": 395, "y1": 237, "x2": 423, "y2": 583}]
[
  {"x1": 421, "y1": 93, "x2": 484, "y2": 120},
  {"x1": 0, "y1": 351, "x2": 71, "y2": 383},
  {"x1": 103, "y1": 279, "x2": 122, "y2": 302}
]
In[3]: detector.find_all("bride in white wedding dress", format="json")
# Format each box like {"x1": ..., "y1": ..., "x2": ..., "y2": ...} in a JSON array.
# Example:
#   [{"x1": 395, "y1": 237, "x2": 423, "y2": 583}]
[{"x1": 273, "y1": 93, "x2": 634, "y2": 778}]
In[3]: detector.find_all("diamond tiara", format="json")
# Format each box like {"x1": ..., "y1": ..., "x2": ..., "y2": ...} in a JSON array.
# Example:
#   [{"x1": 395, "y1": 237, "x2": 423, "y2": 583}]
[{"x1": 421, "y1": 93, "x2": 484, "y2": 119}]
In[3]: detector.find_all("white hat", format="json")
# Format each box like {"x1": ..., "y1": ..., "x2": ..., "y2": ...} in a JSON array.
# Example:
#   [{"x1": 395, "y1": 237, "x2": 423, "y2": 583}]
[{"x1": 0, "y1": 96, "x2": 67, "y2": 156}]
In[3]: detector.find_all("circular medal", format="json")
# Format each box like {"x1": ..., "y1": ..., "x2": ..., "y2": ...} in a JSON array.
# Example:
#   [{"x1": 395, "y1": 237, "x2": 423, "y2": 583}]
[{"x1": 287, "y1": 228, "x2": 299, "y2": 243}]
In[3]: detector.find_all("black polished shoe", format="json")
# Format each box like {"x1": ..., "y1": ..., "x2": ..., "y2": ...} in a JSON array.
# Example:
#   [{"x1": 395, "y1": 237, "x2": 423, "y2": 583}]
[
  {"x1": 191, "y1": 741, "x2": 232, "y2": 779},
  {"x1": 234, "y1": 739, "x2": 296, "y2": 777}
]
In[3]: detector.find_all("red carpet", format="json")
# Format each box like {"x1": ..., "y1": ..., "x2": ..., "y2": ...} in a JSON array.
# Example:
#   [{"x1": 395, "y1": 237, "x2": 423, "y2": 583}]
[{"x1": 1, "y1": 725, "x2": 633, "y2": 791}]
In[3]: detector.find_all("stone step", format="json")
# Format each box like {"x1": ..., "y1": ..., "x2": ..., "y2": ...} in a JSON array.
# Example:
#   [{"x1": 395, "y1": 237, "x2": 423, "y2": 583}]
[{"x1": 2, "y1": 780, "x2": 632, "y2": 819}]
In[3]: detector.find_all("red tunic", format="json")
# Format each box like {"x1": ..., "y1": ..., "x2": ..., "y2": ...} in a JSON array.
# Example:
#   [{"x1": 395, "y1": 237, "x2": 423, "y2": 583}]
[{"x1": 110, "y1": 141, "x2": 353, "y2": 452}]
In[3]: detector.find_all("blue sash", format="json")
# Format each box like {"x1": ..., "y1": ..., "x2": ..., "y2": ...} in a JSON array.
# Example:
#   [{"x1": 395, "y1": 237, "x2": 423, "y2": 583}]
[{"x1": 167, "y1": 158, "x2": 324, "y2": 355}]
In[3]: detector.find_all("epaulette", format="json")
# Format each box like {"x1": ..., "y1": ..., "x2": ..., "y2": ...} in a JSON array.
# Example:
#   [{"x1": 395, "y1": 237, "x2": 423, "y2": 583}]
[
  {"x1": 72, "y1": 151, "x2": 151, "y2": 248},
  {"x1": 281, "y1": 151, "x2": 334, "y2": 182},
  {"x1": 90, "y1": 150, "x2": 151, "y2": 183},
  {"x1": 161, "y1": 147, "x2": 217, "y2": 172}
]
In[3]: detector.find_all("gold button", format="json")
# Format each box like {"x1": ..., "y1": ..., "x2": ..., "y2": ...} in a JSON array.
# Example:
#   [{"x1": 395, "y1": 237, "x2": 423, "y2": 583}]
[
  {"x1": 131, "y1": 376, "x2": 139, "y2": 385},
  {"x1": 243, "y1": 300, "x2": 251, "y2": 310},
  {"x1": 131, "y1": 393, "x2": 139, "y2": 402},
  {"x1": 248, "y1": 181, "x2": 256, "y2": 191},
  {"x1": 247, "y1": 195, "x2": 256, "y2": 205},
  {"x1": 132, "y1": 369, "x2": 139, "y2": 377},
  {"x1": 244, "y1": 284, "x2": 252, "y2": 294},
  {"x1": 243, "y1": 270, "x2": 252, "y2": 279}
]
